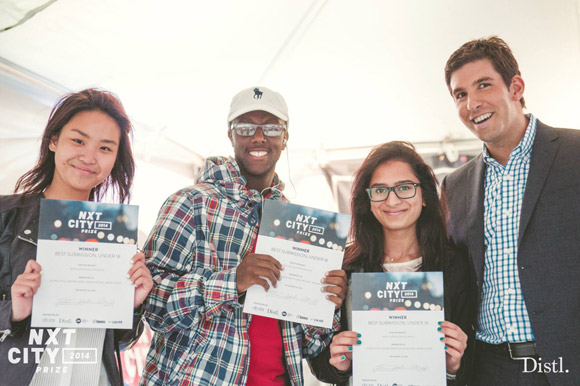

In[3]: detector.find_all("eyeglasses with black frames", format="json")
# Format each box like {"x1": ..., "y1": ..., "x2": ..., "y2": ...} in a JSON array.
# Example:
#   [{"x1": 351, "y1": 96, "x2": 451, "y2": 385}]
[
  {"x1": 366, "y1": 183, "x2": 420, "y2": 202},
  {"x1": 230, "y1": 122, "x2": 287, "y2": 137}
]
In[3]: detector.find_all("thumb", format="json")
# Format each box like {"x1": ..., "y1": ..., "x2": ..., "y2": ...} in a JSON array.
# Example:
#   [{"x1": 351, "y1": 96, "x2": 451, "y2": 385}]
[{"x1": 25, "y1": 259, "x2": 42, "y2": 274}]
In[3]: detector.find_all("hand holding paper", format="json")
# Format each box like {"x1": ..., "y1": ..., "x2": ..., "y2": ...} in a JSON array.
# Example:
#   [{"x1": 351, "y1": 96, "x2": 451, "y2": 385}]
[
  {"x1": 321, "y1": 269, "x2": 348, "y2": 310},
  {"x1": 440, "y1": 320, "x2": 467, "y2": 374},
  {"x1": 328, "y1": 330, "x2": 361, "y2": 371},
  {"x1": 10, "y1": 259, "x2": 42, "y2": 322},
  {"x1": 236, "y1": 252, "x2": 282, "y2": 293},
  {"x1": 128, "y1": 251, "x2": 153, "y2": 308}
]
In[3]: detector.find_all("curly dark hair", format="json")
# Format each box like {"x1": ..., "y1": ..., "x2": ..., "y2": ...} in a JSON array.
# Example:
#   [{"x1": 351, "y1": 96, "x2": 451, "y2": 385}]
[
  {"x1": 344, "y1": 141, "x2": 449, "y2": 272},
  {"x1": 15, "y1": 88, "x2": 135, "y2": 203}
]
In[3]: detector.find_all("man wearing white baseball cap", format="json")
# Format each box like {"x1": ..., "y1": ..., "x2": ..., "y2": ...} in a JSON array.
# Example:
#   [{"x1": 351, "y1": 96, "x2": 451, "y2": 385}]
[
  {"x1": 226, "y1": 86, "x2": 289, "y2": 193},
  {"x1": 141, "y1": 86, "x2": 346, "y2": 386}
]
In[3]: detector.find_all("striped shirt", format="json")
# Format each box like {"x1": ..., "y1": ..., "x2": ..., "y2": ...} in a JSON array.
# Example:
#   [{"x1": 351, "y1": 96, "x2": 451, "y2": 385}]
[
  {"x1": 477, "y1": 114, "x2": 537, "y2": 344},
  {"x1": 141, "y1": 156, "x2": 339, "y2": 386}
]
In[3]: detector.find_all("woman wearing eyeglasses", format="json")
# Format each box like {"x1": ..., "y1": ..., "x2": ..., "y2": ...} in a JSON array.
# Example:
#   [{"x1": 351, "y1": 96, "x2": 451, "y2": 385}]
[{"x1": 308, "y1": 141, "x2": 473, "y2": 385}]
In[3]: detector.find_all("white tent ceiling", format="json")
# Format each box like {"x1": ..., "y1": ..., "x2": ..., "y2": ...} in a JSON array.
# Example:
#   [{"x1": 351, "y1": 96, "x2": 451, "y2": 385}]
[{"x1": 1, "y1": 0, "x2": 580, "y2": 236}]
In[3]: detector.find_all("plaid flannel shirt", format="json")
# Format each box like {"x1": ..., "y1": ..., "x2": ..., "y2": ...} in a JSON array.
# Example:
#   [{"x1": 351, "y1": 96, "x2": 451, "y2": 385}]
[{"x1": 141, "y1": 156, "x2": 340, "y2": 386}]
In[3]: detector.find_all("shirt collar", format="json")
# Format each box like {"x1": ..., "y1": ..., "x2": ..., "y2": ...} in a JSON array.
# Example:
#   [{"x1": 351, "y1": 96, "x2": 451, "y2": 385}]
[{"x1": 482, "y1": 113, "x2": 537, "y2": 166}]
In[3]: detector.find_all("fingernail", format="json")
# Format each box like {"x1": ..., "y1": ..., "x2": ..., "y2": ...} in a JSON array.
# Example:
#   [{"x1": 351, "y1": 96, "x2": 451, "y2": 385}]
[
  {"x1": 440, "y1": 337, "x2": 444, "y2": 341},
  {"x1": 356, "y1": 340, "x2": 361, "y2": 344},
  {"x1": 320, "y1": 278, "x2": 325, "y2": 283},
  {"x1": 325, "y1": 271, "x2": 329, "y2": 277},
  {"x1": 348, "y1": 346, "x2": 353, "y2": 351},
  {"x1": 438, "y1": 321, "x2": 443, "y2": 325},
  {"x1": 357, "y1": 333, "x2": 362, "y2": 338},
  {"x1": 437, "y1": 327, "x2": 442, "y2": 331},
  {"x1": 445, "y1": 346, "x2": 448, "y2": 350},
  {"x1": 341, "y1": 355, "x2": 345, "y2": 360},
  {"x1": 130, "y1": 259, "x2": 134, "y2": 264},
  {"x1": 126, "y1": 274, "x2": 130, "y2": 279}
]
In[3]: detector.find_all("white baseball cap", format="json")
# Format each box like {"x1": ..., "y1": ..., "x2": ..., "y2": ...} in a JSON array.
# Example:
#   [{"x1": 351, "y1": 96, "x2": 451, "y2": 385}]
[{"x1": 228, "y1": 86, "x2": 288, "y2": 122}]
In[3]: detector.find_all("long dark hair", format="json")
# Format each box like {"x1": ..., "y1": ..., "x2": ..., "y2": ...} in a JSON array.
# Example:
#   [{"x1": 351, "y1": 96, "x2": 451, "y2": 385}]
[
  {"x1": 344, "y1": 141, "x2": 449, "y2": 272},
  {"x1": 15, "y1": 88, "x2": 135, "y2": 203}
]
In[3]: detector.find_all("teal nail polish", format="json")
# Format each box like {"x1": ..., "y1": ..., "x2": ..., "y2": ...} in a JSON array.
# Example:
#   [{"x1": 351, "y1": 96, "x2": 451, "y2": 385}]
[
  {"x1": 348, "y1": 346, "x2": 353, "y2": 351},
  {"x1": 341, "y1": 355, "x2": 345, "y2": 360},
  {"x1": 440, "y1": 337, "x2": 444, "y2": 341},
  {"x1": 356, "y1": 340, "x2": 361, "y2": 344},
  {"x1": 445, "y1": 346, "x2": 448, "y2": 350},
  {"x1": 356, "y1": 333, "x2": 362, "y2": 338},
  {"x1": 437, "y1": 327, "x2": 442, "y2": 331},
  {"x1": 438, "y1": 321, "x2": 443, "y2": 325}
]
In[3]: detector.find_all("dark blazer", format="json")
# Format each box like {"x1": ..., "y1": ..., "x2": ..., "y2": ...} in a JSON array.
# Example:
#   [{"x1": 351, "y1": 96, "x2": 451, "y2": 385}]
[{"x1": 442, "y1": 121, "x2": 580, "y2": 386}]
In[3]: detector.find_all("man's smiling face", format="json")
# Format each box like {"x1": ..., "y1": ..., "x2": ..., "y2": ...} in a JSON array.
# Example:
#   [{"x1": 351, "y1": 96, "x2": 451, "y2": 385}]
[
  {"x1": 449, "y1": 58, "x2": 524, "y2": 149},
  {"x1": 229, "y1": 110, "x2": 287, "y2": 189}
]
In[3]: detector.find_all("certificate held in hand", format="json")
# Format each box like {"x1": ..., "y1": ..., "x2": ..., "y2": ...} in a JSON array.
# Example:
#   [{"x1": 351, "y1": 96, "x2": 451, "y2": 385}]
[
  {"x1": 243, "y1": 200, "x2": 350, "y2": 328},
  {"x1": 351, "y1": 272, "x2": 446, "y2": 386},
  {"x1": 31, "y1": 199, "x2": 139, "y2": 329}
]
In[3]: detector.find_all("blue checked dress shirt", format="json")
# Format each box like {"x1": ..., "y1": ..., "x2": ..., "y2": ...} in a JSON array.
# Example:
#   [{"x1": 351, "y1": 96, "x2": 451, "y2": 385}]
[{"x1": 477, "y1": 114, "x2": 537, "y2": 344}]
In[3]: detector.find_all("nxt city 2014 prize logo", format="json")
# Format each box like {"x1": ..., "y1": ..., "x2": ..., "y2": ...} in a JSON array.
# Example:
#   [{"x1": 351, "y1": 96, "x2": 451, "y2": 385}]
[
  {"x1": 285, "y1": 214, "x2": 324, "y2": 237},
  {"x1": 67, "y1": 210, "x2": 112, "y2": 234},
  {"x1": 8, "y1": 328, "x2": 97, "y2": 374},
  {"x1": 372, "y1": 281, "x2": 418, "y2": 303}
]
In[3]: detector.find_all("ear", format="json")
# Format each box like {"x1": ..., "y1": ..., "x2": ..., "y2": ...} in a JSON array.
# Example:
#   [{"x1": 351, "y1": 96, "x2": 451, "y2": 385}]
[
  {"x1": 282, "y1": 132, "x2": 289, "y2": 150},
  {"x1": 48, "y1": 135, "x2": 58, "y2": 152},
  {"x1": 510, "y1": 75, "x2": 525, "y2": 103},
  {"x1": 228, "y1": 129, "x2": 234, "y2": 147}
]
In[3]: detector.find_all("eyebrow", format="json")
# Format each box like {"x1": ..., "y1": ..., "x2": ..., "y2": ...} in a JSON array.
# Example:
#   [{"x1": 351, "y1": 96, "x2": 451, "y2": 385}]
[
  {"x1": 474, "y1": 76, "x2": 493, "y2": 85},
  {"x1": 370, "y1": 180, "x2": 418, "y2": 187},
  {"x1": 70, "y1": 128, "x2": 118, "y2": 145}
]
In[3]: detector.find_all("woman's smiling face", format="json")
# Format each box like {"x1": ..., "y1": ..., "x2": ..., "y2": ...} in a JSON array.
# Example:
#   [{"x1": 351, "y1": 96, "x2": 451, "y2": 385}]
[
  {"x1": 49, "y1": 110, "x2": 120, "y2": 200},
  {"x1": 368, "y1": 160, "x2": 423, "y2": 235}
]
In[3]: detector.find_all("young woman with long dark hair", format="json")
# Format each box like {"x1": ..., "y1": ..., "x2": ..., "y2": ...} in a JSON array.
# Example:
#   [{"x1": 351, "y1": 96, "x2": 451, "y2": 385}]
[
  {"x1": 0, "y1": 88, "x2": 152, "y2": 386},
  {"x1": 308, "y1": 141, "x2": 473, "y2": 385}
]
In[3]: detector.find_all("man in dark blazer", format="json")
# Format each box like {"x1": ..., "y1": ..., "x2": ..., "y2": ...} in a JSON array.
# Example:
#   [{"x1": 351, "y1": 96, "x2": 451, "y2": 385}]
[{"x1": 442, "y1": 36, "x2": 580, "y2": 386}]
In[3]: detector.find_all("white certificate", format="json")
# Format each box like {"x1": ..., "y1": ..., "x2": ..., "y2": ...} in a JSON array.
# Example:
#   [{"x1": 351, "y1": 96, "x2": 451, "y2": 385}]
[
  {"x1": 31, "y1": 199, "x2": 138, "y2": 329},
  {"x1": 351, "y1": 272, "x2": 446, "y2": 386},
  {"x1": 243, "y1": 200, "x2": 350, "y2": 328}
]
